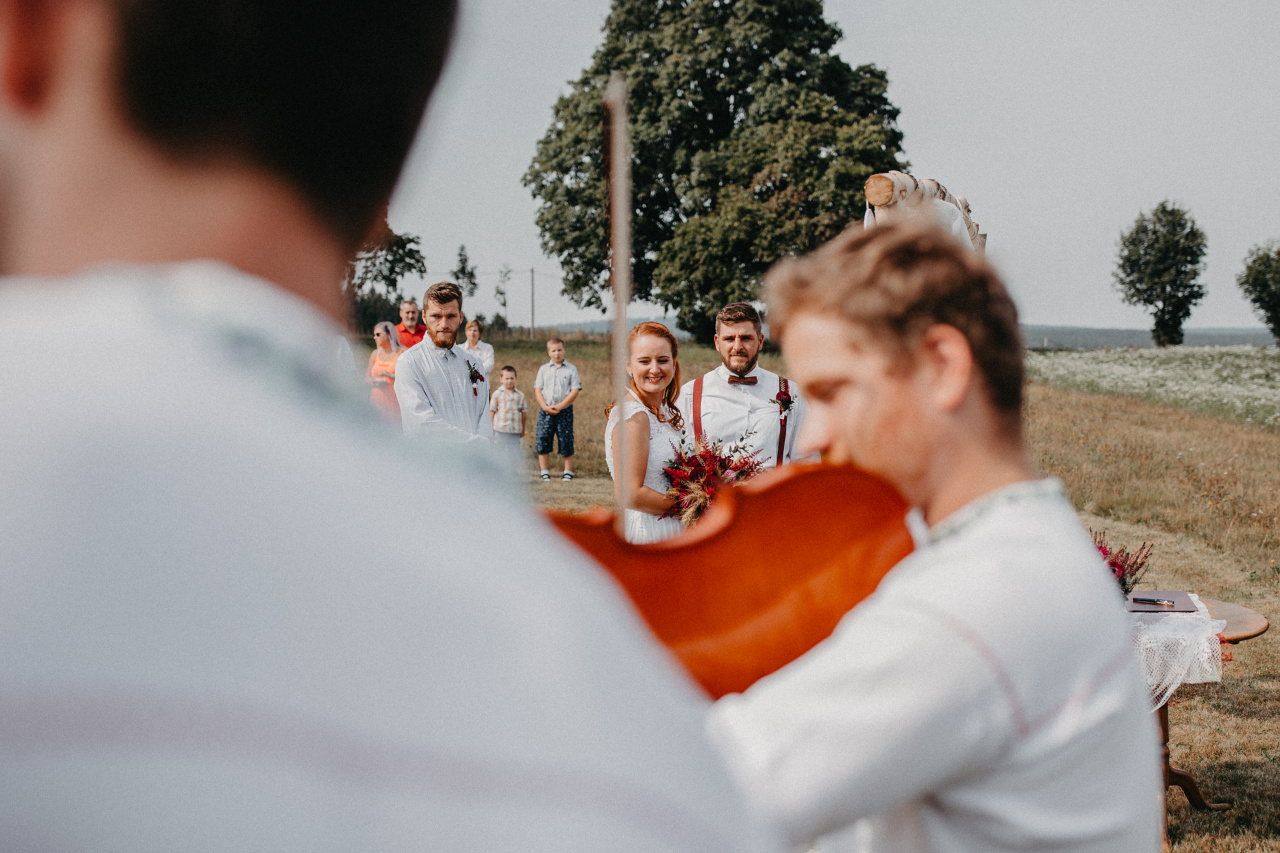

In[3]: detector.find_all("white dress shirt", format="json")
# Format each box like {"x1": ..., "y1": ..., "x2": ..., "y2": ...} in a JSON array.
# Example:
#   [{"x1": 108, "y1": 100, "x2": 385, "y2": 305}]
[
  {"x1": 460, "y1": 339, "x2": 496, "y2": 383},
  {"x1": 395, "y1": 341, "x2": 494, "y2": 440},
  {"x1": 675, "y1": 364, "x2": 810, "y2": 468},
  {"x1": 707, "y1": 480, "x2": 1162, "y2": 853},
  {"x1": 0, "y1": 261, "x2": 779, "y2": 853}
]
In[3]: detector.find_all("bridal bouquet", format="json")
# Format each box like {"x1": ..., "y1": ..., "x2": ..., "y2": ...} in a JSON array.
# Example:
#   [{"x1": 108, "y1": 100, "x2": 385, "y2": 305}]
[{"x1": 661, "y1": 433, "x2": 764, "y2": 527}]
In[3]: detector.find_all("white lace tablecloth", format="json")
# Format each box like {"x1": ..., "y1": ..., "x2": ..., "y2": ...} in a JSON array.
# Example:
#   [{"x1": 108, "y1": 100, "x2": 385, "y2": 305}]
[{"x1": 1129, "y1": 593, "x2": 1227, "y2": 708}]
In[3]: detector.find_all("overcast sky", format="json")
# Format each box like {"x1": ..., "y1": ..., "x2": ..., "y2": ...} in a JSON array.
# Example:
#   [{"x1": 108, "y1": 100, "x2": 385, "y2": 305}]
[{"x1": 390, "y1": 0, "x2": 1279, "y2": 331}]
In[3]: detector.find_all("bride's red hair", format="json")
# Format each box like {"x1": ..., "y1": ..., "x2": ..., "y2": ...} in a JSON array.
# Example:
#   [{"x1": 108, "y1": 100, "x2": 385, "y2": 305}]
[{"x1": 605, "y1": 321, "x2": 684, "y2": 432}]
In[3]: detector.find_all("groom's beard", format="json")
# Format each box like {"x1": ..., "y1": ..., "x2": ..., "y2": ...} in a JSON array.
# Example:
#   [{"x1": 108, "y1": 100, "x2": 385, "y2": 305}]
[{"x1": 723, "y1": 352, "x2": 759, "y2": 376}]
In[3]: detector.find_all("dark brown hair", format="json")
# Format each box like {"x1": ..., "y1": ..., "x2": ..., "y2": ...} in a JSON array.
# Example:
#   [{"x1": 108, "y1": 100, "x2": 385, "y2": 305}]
[
  {"x1": 424, "y1": 281, "x2": 463, "y2": 308},
  {"x1": 765, "y1": 221, "x2": 1024, "y2": 426},
  {"x1": 605, "y1": 322, "x2": 684, "y2": 432},
  {"x1": 111, "y1": 0, "x2": 457, "y2": 249},
  {"x1": 715, "y1": 302, "x2": 762, "y2": 334}
]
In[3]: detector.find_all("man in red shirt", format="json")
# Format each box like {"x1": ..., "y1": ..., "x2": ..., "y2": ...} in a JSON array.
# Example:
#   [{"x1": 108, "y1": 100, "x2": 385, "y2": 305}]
[{"x1": 396, "y1": 297, "x2": 427, "y2": 347}]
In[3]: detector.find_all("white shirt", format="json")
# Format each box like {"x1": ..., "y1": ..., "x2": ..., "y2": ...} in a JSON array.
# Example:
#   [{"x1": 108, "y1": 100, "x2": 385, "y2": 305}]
[
  {"x1": 395, "y1": 341, "x2": 494, "y2": 440},
  {"x1": 675, "y1": 364, "x2": 811, "y2": 468},
  {"x1": 534, "y1": 360, "x2": 582, "y2": 408},
  {"x1": 707, "y1": 480, "x2": 1162, "y2": 853},
  {"x1": 0, "y1": 261, "x2": 779, "y2": 853},
  {"x1": 460, "y1": 339, "x2": 496, "y2": 383}
]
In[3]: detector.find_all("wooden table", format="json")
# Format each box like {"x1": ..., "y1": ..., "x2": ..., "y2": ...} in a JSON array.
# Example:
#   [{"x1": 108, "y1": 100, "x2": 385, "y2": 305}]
[{"x1": 1159, "y1": 598, "x2": 1268, "y2": 811}]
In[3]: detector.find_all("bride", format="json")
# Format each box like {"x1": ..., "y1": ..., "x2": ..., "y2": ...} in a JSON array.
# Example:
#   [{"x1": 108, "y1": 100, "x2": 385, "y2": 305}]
[{"x1": 605, "y1": 321, "x2": 685, "y2": 544}]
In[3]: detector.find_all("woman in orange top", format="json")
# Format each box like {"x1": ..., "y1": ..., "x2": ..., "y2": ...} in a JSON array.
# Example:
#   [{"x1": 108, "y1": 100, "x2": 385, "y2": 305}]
[{"x1": 367, "y1": 321, "x2": 403, "y2": 423}]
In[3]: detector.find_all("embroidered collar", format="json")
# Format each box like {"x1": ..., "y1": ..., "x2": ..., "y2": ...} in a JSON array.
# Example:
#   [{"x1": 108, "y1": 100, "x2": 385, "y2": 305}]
[{"x1": 915, "y1": 478, "x2": 1065, "y2": 546}]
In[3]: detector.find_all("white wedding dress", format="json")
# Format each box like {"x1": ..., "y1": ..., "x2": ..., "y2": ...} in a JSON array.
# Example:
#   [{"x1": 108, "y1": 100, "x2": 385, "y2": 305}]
[{"x1": 605, "y1": 391, "x2": 685, "y2": 544}]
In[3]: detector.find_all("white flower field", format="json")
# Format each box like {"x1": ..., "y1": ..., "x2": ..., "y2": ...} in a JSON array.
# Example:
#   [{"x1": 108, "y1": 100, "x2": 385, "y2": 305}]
[{"x1": 1026, "y1": 346, "x2": 1280, "y2": 428}]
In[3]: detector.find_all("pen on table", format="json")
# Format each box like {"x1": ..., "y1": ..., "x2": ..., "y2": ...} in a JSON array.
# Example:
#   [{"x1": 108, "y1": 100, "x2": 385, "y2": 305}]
[{"x1": 1132, "y1": 596, "x2": 1175, "y2": 606}]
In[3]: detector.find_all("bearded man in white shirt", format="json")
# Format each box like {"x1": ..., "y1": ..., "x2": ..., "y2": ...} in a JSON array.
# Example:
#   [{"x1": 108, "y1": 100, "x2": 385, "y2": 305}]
[
  {"x1": 676, "y1": 302, "x2": 811, "y2": 468},
  {"x1": 0, "y1": 2, "x2": 778, "y2": 851},
  {"x1": 395, "y1": 280, "x2": 494, "y2": 441},
  {"x1": 706, "y1": 222, "x2": 1162, "y2": 853}
]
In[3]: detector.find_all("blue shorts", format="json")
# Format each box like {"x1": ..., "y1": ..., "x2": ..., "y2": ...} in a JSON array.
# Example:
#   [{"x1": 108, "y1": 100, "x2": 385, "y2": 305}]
[{"x1": 535, "y1": 406, "x2": 574, "y2": 457}]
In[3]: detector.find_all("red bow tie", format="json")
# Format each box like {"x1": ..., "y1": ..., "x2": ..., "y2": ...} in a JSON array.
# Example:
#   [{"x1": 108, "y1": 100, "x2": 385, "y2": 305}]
[{"x1": 727, "y1": 375, "x2": 758, "y2": 385}]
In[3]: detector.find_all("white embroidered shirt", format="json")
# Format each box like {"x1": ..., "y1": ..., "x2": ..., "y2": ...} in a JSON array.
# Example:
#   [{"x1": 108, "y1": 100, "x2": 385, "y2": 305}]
[
  {"x1": 0, "y1": 261, "x2": 779, "y2": 853},
  {"x1": 707, "y1": 480, "x2": 1162, "y2": 853}
]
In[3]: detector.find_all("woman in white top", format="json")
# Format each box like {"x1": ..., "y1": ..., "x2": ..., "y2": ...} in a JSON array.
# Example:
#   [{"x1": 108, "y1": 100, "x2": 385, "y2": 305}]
[
  {"x1": 605, "y1": 322, "x2": 685, "y2": 544},
  {"x1": 461, "y1": 318, "x2": 496, "y2": 383}
]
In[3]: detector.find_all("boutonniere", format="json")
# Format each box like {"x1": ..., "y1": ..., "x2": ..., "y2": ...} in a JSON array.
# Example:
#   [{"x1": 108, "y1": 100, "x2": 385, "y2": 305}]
[
  {"x1": 774, "y1": 385, "x2": 794, "y2": 416},
  {"x1": 467, "y1": 362, "x2": 484, "y2": 396}
]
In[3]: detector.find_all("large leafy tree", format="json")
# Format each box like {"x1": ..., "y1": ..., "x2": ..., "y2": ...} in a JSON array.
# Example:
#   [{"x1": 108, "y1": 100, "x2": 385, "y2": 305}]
[
  {"x1": 1113, "y1": 201, "x2": 1207, "y2": 347},
  {"x1": 525, "y1": 0, "x2": 906, "y2": 341},
  {"x1": 1237, "y1": 241, "x2": 1280, "y2": 344},
  {"x1": 343, "y1": 220, "x2": 428, "y2": 333}
]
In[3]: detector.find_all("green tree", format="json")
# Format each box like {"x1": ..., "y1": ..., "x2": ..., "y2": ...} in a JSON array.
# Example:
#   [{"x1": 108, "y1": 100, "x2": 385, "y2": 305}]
[
  {"x1": 343, "y1": 223, "x2": 428, "y2": 333},
  {"x1": 524, "y1": 0, "x2": 906, "y2": 342},
  {"x1": 1113, "y1": 201, "x2": 1207, "y2": 347},
  {"x1": 452, "y1": 245, "x2": 479, "y2": 297},
  {"x1": 1237, "y1": 241, "x2": 1280, "y2": 344}
]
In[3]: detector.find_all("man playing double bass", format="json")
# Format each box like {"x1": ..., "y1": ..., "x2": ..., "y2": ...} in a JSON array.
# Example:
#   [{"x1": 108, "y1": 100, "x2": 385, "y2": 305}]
[
  {"x1": 706, "y1": 222, "x2": 1161, "y2": 852},
  {"x1": 676, "y1": 302, "x2": 813, "y2": 468}
]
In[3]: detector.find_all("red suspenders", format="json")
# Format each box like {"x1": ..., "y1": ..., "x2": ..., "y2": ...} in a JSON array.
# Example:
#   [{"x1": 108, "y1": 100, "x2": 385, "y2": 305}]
[
  {"x1": 693, "y1": 373, "x2": 789, "y2": 465},
  {"x1": 776, "y1": 377, "x2": 790, "y2": 466},
  {"x1": 692, "y1": 375, "x2": 704, "y2": 443}
]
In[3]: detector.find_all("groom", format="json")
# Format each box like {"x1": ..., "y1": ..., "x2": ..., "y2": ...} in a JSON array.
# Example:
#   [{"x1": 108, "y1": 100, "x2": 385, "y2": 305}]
[{"x1": 676, "y1": 302, "x2": 814, "y2": 469}]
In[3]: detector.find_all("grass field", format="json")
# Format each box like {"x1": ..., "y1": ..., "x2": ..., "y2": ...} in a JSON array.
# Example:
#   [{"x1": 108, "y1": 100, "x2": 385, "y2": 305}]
[
  {"x1": 1028, "y1": 346, "x2": 1280, "y2": 429},
  {"x1": 504, "y1": 339, "x2": 1280, "y2": 850}
]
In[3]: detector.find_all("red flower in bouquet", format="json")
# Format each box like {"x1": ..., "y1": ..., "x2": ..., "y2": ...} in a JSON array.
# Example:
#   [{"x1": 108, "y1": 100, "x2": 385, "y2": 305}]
[
  {"x1": 661, "y1": 432, "x2": 764, "y2": 527},
  {"x1": 1091, "y1": 530, "x2": 1152, "y2": 596}
]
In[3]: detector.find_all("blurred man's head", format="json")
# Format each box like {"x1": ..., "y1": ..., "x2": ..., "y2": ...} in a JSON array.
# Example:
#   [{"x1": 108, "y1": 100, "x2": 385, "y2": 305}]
[
  {"x1": 713, "y1": 303, "x2": 763, "y2": 377},
  {"x1": 0, "y1": 0, "x2": 457, "y2": 307},
  {"x1": 423, "y1": 281, "x2": 463, "y2": 348},
  {"x1": 400, "y1": 299, "x2": 421, "y2": 330},
  {"x1": 764, "y1": 222, "x2": 1024, "y2": 500},
  {"x1": 546, "y1": 338, "x2": 565, "y2": 364}
]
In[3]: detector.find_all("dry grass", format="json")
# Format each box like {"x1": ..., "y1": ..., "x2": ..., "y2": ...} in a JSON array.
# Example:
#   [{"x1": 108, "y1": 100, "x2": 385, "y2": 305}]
[
  {"x1": 1026, "y1": 384, "x2": 1280, "y2": 849},
  {"x1": 1026, "y1": 385, "x2": 1280, "y2": 587}
]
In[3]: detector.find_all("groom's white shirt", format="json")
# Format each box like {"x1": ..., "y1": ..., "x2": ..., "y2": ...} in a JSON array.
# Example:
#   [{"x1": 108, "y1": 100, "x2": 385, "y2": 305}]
[
  {"x1": 0, "y1": 261, "x2": 778, "y2": 853},
  {"x1": 676, "y1": 364, "x2": 812, "y2": 467}
]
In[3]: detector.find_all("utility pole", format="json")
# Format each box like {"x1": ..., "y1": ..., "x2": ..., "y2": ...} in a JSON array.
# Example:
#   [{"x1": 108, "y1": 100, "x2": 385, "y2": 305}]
[{"x1": 530, "y1": 267, "x2": 535, "y2": 340}]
